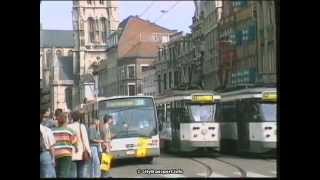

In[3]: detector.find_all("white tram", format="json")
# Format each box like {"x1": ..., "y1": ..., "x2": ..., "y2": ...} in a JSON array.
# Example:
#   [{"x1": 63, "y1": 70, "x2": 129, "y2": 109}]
[
  {"x1": 155, "y1": 90, "x2": 222, "y2": 152},
  {"x1": 219, "y1": 88, "x2": 277, "y2": 154}
]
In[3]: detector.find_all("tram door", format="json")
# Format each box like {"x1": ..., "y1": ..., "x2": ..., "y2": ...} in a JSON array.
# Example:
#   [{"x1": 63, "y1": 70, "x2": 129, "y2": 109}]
[
  {"x1": 237, "y1": 101, "x2": 250, "y2": 153},
  {"x1": 169, "y1": 102, "x2": 179, "y2": 151}
]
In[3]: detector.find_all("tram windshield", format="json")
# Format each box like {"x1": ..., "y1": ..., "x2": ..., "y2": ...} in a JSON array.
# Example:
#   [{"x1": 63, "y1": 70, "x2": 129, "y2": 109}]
[
  {"x1": 260, "y1": 103, "x2": 277, "y2": 122},
  {"x1": 188, "y1": 104, "x2": 216, "y2": 122},
  {"x1": 99, "y1": 98, "x2": 157, "y2": 138}
]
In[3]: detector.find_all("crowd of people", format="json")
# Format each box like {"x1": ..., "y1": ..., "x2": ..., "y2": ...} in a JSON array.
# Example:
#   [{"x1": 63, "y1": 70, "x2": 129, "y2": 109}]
[{"x1": 40, "y1": 108, "x2": 114, "y2": 178}]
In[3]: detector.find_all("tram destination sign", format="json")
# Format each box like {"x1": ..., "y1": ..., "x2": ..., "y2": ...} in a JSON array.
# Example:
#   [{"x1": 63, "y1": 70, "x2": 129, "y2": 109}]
[
  {"x1": 102, "y1": 98, "x2": 153, "y2": 108},
  {"x1": 192, "y1": 95, "x2": 214, "y2": 103}
]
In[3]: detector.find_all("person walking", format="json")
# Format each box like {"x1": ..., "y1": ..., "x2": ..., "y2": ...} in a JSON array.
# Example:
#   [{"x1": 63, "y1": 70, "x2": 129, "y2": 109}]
[
  {"x1": 52, "y1": 111, "x2": 78, "y2": 178},
  {"x1": 40, "y1": 113, "x2": 56, "y2": 178},
  {"x1": 68, "y1": 111, "x2": 92, "y2": 178},
  {"x1": 100, "y1": 114, "x2": 115, "y2": 177},
  {"x1": 88, "y1": 119, "x2": 104, "y2": 177}
]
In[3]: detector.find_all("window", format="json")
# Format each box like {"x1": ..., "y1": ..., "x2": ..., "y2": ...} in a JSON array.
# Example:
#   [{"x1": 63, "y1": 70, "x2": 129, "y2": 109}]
[
  {"x1": 100, "y1": 18, "x2": 107, "y2": 43},
  {"x1": 269, "y1": 6, "x2": 273, "y2": 25},
  {"x1": 141, "y1": 65, "x2": 149, "y2": 72},
  {"x1": 128, "y1": 65, "x2": 135, "y2": 79},
  {"x1": 163, "y1": 73, "x2": 167, "y2": 90},
  {"x1": 128, "y1": 84, "x2": 136, "y2": 96},
  {"x1": 100, "y1": 0, "x2": 104, "y2": 5},
  {"x1": 87, "y1": 0, "x2": 92, "y2": 5},
  {"x1": 88, "y1": 17, "x2": 95, "y2": 43},
  {"x1": 158, "y1": 75, "x2": 161, "y2": 93},
  {"x1": 169, "y1": 72, "x2": 172, "y2": 89}
]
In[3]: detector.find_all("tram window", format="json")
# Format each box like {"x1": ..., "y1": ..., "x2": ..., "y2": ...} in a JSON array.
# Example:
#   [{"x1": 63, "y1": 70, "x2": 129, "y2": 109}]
[{"x1": 260, "y1": 103, "x2": 277, "y2": 122}]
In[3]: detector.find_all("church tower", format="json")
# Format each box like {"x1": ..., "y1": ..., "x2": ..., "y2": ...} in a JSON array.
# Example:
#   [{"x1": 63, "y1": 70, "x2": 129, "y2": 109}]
[{"x1": 72, "y1": 0, "x2": 119, "y2": 105}]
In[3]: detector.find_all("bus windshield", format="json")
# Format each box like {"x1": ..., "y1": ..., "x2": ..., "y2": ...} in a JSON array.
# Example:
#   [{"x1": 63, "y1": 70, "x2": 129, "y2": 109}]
[
  {"x1": 260, "y1": 103, "x2": 277, "y2": 122},
  {"x1": 99, "y1": 98, "x2": 157, "y2": 138},
  {"x1": 188, "y1": 104, "x2": 216, "y2": 122}
]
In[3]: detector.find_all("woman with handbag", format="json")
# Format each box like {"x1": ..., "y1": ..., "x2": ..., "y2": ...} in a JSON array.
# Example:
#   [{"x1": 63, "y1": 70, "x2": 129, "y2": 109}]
[{"x1": 68, "y1": 111, "x2": 92, "y2": 178}]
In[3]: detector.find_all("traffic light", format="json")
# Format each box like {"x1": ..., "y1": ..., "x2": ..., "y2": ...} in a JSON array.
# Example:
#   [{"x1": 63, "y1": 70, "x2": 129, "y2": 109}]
[{"x1": 40, "y1": 87, "x2": 50, "y2": 114}]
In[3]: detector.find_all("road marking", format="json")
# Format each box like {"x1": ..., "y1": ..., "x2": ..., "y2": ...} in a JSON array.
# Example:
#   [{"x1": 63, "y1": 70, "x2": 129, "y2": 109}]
[
  {"x1": 161, "y1": 174, "x2": 186, "y2": 178},
  {"x1": 246, "y1": 171, "x2": 271, "y2": 177}
]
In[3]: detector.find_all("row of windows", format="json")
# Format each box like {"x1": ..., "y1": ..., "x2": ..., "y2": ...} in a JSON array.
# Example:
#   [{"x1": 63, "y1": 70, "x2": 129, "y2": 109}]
[
  {"x1": 87, "y1": 0, "x2": 105, "y2": 5},
  {"x1": 87, "y1": 17, "x2": 109, "y2": 43}
]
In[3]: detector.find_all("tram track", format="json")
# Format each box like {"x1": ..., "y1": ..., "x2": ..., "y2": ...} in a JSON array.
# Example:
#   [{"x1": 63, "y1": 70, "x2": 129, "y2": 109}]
[{"x1": 189, "y1": 156, "x2": 247, "y2": 177}]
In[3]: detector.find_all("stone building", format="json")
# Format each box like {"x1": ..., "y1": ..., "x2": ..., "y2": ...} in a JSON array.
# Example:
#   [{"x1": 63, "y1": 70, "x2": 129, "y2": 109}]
[
  {"x1": 72, "y1": 0, "x2": 120, "y2": 105},
  {"x1": 40, "y1": 29, "x2": 74, "y2": 112}
]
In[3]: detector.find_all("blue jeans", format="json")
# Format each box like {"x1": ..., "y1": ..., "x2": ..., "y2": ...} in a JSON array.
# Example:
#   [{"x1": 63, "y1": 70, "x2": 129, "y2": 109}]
[
  {"x1": 40, "y1": 151, "x2": 56, "y2": 178},
  {"x1": 70, "y1": 159, "x2": 90, "y2": 178},
  {"x1": 90, "y1": 146, "x2": 101, "y2": 177}
]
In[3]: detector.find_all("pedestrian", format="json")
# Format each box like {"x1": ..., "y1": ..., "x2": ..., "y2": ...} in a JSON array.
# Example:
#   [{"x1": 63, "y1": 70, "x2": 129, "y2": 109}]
[
  {"x1": 100, "y1": 114, "x2": 115, "y2": 177},
  {"x1": 88, "y1": 119, "x2": 104, "y2": 177},
  {"x1": 52, "y1": 111, "x2": 78, "y2": 178},
  {"x1": 40, "y1": 112, "x2": 56, "y2": 178},
  {"x1": 68, "y1": 111, "x2": 92, "y2": 178}
]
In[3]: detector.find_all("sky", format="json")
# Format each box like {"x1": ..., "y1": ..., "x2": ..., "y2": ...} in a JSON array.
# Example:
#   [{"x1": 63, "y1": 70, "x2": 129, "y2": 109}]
[{"x1": 40, "y1": 1, "x2": 195, "y2": 33}]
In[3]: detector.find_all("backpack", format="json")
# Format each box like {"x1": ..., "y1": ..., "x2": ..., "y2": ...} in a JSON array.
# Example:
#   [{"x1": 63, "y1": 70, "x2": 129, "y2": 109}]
[{"x1": 40, "y1": 130, "x2": 46, "y2": 152}]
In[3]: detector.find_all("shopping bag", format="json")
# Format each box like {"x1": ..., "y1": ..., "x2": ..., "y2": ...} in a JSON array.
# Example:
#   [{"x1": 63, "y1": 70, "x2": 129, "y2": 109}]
[{"x1": 100, "y1": 153, "x2": 113, "y2": 172}]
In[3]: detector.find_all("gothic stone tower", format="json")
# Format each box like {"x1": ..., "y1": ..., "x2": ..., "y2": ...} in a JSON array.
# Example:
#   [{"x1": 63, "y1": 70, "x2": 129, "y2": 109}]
[{"x1": 72, "y1": 0, "x2": 119, "y2": 106}]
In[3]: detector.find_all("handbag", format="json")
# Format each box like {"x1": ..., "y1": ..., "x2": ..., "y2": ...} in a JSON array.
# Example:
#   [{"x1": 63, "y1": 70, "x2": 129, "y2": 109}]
[{"x1": 79, "y1": 123, "x2": 91, "y2": 161}]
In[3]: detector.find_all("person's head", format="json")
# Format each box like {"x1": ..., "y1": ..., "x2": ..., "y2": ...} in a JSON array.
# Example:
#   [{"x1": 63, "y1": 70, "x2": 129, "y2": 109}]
[
  {"x1": 71, "y1": 111, "x2": 81, "y2": 122},
  {"x1": 55, "y1": 109, "x2": 63, "y2": 119},
  {"x1": 103, "y1": 114, "x2": 113, "y2": 125},
  {"x1": 56, "y1": 112, "x2": 68, "y2": 126}
]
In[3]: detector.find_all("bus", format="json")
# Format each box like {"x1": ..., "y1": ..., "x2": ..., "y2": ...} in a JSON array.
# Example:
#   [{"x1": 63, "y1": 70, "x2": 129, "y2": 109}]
[
  {"x1": 155, "y1": 90, "x2": 222, "y2": 153},
  {"x1": 75, "y1": 96, "x2": 160, "y2": 163},
  {"x1": 219, "y1": 87, "x2": 277, "y2": 154}
]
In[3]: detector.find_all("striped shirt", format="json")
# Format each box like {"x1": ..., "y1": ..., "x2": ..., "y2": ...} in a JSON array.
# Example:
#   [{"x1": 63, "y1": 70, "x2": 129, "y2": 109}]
[{"x1": 52, "y1": 127, "x2": 77, "y2": 159}]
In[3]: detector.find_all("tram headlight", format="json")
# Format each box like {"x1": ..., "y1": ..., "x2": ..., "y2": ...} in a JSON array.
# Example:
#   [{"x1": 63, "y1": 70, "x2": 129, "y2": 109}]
[
  {"x1": 264, "y1": 126, "x2": 272, "y2": 130},
  {"x1": 266, "y1": 134, "x2": 271, "y2": 138},
  {"x1": 208, "y1": 127, "x2": 215, "y2": 130},
  {"x1": 212, "y1": 134, "x2": 215, "y2": 137}
]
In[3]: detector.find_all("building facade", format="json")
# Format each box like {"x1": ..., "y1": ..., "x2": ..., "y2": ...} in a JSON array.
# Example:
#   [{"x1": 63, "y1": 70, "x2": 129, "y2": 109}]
[
  {"x1": 72, "y1": 0, "x2": 120, "y2": 106},
  {"x1": 40, "y1": 29, "x2": 74, "y2": 112},
  {"x1": 94, "y1": 16, "x2": 173, "y2": 97},
  {"x1": 142, "y1": 65, "x2": 157, "y2": 96}
]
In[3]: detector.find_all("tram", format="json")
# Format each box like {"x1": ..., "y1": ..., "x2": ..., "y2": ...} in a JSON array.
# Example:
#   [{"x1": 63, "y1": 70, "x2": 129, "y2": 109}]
[
  {"x1": 155, "y1": 90, "x2": 222, "y2": 152},
  {"x1": 219, "y1": 87, "x2": 277, "y2": 154},
  {"x1": 74, "y1": 96, "x2": 160, "y2": 163}
]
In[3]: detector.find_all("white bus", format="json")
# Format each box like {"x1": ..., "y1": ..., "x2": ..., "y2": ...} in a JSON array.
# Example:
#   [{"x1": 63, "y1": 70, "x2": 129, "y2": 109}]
[
  {"x1": 75, "y1": 96, "x2": 160, "y2": 163},
  {"x1": 155, "y1": 90, "x2": 222, "y2": 153},
  {"x1": 219, "y1": 87, "x2": 277, "y2": 154}
]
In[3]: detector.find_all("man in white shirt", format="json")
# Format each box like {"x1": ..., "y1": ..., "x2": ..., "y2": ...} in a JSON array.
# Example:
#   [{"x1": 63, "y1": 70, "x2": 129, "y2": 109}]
[{"x1": 40, "y1": 114, "x2": 56, "y2": 178}]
